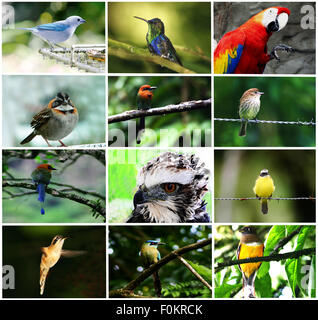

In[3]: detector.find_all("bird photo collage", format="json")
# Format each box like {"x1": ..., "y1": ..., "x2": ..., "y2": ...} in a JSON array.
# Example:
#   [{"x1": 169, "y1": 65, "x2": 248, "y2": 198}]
[{"x1": 0, "y1": 0, "x2": 317, "y2": 306}]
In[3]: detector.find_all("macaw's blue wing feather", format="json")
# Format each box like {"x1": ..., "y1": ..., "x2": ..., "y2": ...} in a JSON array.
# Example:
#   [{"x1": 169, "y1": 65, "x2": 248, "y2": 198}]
[
  {"x1": 226, "y1": 44, "x2": 244, "y2": 74},
  {"x1": 36, "y1": 22, "x2": 69, "y2": 32}
]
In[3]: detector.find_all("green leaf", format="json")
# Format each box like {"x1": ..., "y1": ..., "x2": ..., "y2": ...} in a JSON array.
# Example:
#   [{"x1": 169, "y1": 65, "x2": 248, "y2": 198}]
[
  {"x1": 255, "y1": 272, "x2": 272, "y2": 298},
  {"x1": 187, "y1": 260, "x2": 212, "y2": 282},
  {"x1": 214, "y1": 283, "x2": 241, "y2": 298}
]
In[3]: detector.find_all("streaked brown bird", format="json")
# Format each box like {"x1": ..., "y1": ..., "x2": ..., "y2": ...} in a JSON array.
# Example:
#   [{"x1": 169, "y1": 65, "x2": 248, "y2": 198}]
[{"x1": 238, "y1": 88, "x2": 264, "y2": 137}]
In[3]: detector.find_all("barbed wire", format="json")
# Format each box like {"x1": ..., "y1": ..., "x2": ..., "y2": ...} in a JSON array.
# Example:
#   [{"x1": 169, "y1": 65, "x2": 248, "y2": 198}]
[
  {"x1": 215, "y1": 197, "x2": 315, "y2": 201},
  {"x1": 214, "y1": 118, "x2": 316, "y2": 126}
]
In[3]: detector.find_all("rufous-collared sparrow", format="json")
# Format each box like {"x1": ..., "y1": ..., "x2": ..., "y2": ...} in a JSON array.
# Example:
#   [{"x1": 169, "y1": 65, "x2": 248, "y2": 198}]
[{"x1": 20, "y1": 92, "x2": 79, "y2": 147}]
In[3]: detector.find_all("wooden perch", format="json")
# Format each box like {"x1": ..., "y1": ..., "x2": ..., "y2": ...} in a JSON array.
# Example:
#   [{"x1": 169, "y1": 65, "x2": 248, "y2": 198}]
[{"x1": 108, "y1": 98, "x2": 211, "y2": 124}]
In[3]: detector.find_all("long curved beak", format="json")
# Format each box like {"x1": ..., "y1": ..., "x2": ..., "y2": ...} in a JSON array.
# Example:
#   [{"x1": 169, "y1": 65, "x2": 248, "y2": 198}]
[{"x1": 134, "y1": 16, "x2": 148, "y2": 23}]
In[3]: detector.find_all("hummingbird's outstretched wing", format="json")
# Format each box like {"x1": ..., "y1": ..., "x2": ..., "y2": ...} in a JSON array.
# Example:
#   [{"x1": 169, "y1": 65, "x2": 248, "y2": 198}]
[{"x1": 61, "y1": 250, "x2": 87, "y2": 258}]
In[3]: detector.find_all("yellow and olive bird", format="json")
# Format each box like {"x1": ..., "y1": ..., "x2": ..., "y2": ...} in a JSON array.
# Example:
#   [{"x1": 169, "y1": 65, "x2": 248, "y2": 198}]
[
  {"x1": 140, "y1": 240, "x2": 165, "y2": 297},
  {"x1": 253, "y1": 169, "x2": 275, "y2": 214},
  {"x1": 237, "y1": 226, "x2": 264, "y2": 298}
]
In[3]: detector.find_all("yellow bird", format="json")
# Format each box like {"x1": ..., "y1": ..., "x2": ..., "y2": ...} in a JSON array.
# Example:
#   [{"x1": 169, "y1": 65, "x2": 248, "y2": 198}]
[{"x1": 253, "y1": 169, "x2": 275, "y2": 214}]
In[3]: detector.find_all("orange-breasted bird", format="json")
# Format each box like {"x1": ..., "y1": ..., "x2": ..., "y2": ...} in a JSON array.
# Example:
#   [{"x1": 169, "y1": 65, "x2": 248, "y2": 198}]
[
  {"x1": 20, "y1": 92, "x2": 78, "y2": 147},
  {"x1": 237, "y1": 226, "x2": 264, "y2": 298},
  {"x1": 136, "y1": 85, "x2": 157, "y2": 144},
  {"x1": 31, "y1": 164, "x2": 56, "y2": 215}
]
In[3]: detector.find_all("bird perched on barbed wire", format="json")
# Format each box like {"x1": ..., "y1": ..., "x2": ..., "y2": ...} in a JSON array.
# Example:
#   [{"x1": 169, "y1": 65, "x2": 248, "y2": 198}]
[
  {"x1": 18, "y1": 16, "x2": 86, "y2": 49},
  {"x1": 253, "y1": 169, "x2": 275, "y2": 214},
  {"x1": 237, "y1": 226, "x2": 264, "y2": 298},
  {"x1": 214, "y1": 7, "x2": 293, "y2": 73},
  {"x1": 40, "y1": 235, "x2": 86, "y2": 295},
  {"x1": 134, "y1": 16, "x2": 182, "y2": 65},
  {"x1": 31, "y1": 164, "x2": 56, "y2": 215},
  {"x1": 140, "y1": 240, "x2": 165, "y2": 297},
  {"x1": 239, "y1": 88, "x2": 264, "y2": 137},
  {"x1": 127, "y1": 152, "x2": 210, "y2": 223},
  {"x1": 20, "y1": 92, "x2": 79, "y2": 147},
  {"x1": 136, "y1": 84, "x2": 157, "y2": 144}
]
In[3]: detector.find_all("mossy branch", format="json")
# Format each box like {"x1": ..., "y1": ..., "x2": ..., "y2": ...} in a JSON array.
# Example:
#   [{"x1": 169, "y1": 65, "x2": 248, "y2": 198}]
[{"x1": 108, "y1": 38, "x2": 196, "y2": 73}]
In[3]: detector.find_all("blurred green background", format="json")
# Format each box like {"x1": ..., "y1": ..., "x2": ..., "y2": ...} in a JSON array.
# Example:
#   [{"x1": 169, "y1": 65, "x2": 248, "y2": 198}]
[
  {"x1": 3, "y1": 226, "x2": 106, "y2": 298},
  {"x1": 108, "y1": 76, "x2": 211, "y2": 147},
  {"x1": 109, "y1": 226, "x2": 211, "y2": 298},
  {"x1": 3, "y1": 75, "x2": 105, "y2": 147},
  {"x1": 108, "y1": 2, "x2": 211, "y2": 73},
  {"x1": 214, "y1": 150, "x2": 315, "y2": 223},
  {"x1": 108, "y1": 149, "x2": 212, "y2": 223},
  {"x1": 2, "y1": 2, "x2": 105, "y2": 73},
  {"x1": 3, "y1": 150, "x2": 106, "y2": 223},
  {"x1": 214, "y1": 77, "x2": 315, "y2": 147},
  {"x1": 214, "y1": 225, "x2": 316, "y2": 298}
]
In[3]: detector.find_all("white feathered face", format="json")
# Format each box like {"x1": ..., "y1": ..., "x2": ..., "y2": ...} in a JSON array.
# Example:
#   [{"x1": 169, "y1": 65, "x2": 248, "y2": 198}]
[
  {"x1": 133, "y1": 152, "x2": 209, "y2": 222},
  {"x1": 262, "y1": 8, "x2": 289, "y2": 32}
]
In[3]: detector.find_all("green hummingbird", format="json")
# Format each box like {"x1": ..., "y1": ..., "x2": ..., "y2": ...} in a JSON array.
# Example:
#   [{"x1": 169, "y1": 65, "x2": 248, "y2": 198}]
[{"x1": 134, "y1": 16, "x2": 182, "y2": 66}]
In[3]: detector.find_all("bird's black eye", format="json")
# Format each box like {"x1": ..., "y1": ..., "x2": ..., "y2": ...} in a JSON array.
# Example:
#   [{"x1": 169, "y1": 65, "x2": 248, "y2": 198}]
[
  {"x1": 163, "y1": 183, "x2": 177, "y2": 193},
  {"x1": 77, "y1": 18, "x2": 80, "y2": 22}
]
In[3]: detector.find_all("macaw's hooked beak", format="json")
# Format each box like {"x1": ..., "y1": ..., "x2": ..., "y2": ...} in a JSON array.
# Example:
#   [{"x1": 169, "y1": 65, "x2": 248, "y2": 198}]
[{"x1": 134, "y1": 16, "x2": 149, "y2": 23}]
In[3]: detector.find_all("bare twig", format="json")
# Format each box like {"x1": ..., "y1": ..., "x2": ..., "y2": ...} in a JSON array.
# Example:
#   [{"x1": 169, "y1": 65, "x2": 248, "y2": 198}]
[
  {"x1": 176, "y1": 255, "x2": 212, "y2": 292},
  {"x1": 108, "y1": 99, "x2": 211, "y2": 124}
]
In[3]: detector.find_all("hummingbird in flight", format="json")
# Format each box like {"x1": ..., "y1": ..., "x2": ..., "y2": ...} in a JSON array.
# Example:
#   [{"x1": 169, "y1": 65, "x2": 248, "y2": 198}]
[
  {"x1": 40, "y1": 235, "x2": 86, "y2": 295},
  {"x1": 136, "y1": 84, "x2": 157, "y2": 144},
  {"x1": 134, "y1": 16, "x2": 182, "y2": 66}
]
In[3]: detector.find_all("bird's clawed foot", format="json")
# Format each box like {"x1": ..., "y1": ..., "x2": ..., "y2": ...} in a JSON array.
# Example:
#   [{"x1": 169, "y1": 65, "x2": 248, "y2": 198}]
[
  {"x1": 270, "y1": 44, "x2": 294, "y2": 61},
  {"x1": 59, "y1": 140, "x2": 67, "y2": 147}
]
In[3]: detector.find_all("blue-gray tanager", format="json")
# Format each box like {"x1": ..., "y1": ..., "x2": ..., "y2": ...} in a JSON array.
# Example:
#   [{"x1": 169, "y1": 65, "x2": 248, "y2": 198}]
[{"x1": 19, "y1": 16, "x2": 86, "y2": 48}]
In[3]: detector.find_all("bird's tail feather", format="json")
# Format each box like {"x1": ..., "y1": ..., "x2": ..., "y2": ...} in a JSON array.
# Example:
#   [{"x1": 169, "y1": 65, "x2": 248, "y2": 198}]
[
  {"x1": 37, "y1": 184, "x2": 46, "y2": 215},
  {"x1": 243, "y1": 273, "x2": 256, "y2": 298},
  {"x1": 261, "y1": 199, "x2": 268, "y2": 214},
  {"x1": 239, "y1": 121, "x2": 247, "y2": 137},
  {"x1": 40, "y1": 267, "x2": 49, "y2": 295},
  {"x1": 20, "y1": 132, "x2": 36, "y2": 145},
  {"x1": 152, "y1": 271, "x2": 161, "y2": 297},
  {"x1": 137, "y1": 117, "x2": 145, "y2": 144}
]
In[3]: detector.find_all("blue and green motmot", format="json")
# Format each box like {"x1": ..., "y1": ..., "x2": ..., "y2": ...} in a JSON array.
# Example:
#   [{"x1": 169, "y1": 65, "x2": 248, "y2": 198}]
[
  {"x1": 31, "y1": 164, "x2": 56, "y2": 215},
  {"x1": 136, "y1": 85, "x2": 157, "y2": 144},
  {"x1": 140, "y1": 240, "x2": 165, "y2": 297}
]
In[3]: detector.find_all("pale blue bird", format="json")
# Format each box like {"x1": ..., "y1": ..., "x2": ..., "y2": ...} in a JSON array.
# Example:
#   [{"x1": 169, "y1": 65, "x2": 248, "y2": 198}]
[{"x1": 19, "y1": 16, "x2": 86, "y2": 48}]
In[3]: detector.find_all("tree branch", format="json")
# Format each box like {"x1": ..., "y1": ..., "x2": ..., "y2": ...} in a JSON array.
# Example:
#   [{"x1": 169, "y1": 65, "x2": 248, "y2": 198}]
[
  {"x1": 2, "y1": 180, "x2": 105, "y2": 217},
  {"x1": 108, "y1": 39, "x2": 196, "y2": 74},
  {"x1": 108, "y1": 99, "x2": 211, "y2": 124},
  {"x1": 214, "y1": 248, "x2": 315, "y2": 273},
  {"x1": 109, "y1": 238, "x2": 212, "y2": 298},
  {"x1": 176, "y1": 255, "x2": 212, "y2": 292}
]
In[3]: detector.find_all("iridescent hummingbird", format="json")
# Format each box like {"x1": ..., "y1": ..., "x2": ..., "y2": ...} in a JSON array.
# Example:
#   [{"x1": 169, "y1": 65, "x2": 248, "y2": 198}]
[
  {"x1": 136, "y1": 84, "x2": 157, "y2": 144},
  {"x1": 140, "y1": 240, "x2": 165, "y2": 297},
  {"x1": 40, "y1": 235, "x2": 86, "y2": 295},
  {"x1": 134, "y1": 16, "x2": 182, "y2": 66}
]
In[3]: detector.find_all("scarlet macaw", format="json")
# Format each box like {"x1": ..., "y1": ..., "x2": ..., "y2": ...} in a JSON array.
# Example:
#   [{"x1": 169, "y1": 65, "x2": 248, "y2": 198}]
[{"x1": 214, "y1": 7, "x2": 293, "y2": 74}]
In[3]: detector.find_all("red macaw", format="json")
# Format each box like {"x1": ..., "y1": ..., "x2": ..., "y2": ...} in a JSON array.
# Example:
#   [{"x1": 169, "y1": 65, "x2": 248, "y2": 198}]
[{"x1": 214, "y1": 7, "x2": 293, "y2": 74}]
